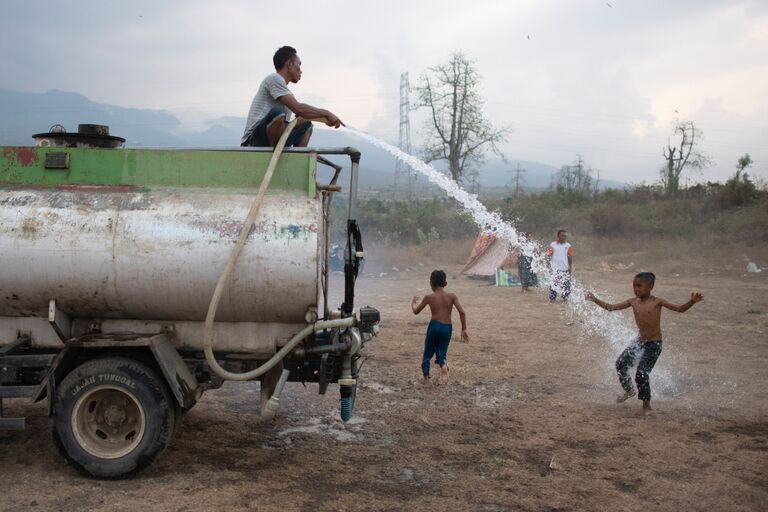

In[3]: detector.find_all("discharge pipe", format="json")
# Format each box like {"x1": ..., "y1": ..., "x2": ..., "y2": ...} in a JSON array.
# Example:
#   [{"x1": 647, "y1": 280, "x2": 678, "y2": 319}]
[
  {"x1": 202, "y1": 118, "x2": 355, "y2": 381},
  {"x1": 260, "y1": 368, "x2": 290, "y2": 421}
]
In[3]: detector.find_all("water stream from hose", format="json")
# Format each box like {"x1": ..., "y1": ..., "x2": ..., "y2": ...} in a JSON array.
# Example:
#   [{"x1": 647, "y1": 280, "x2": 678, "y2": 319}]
[{"x1": 342, "y1": 126, "x2": 719, "y2": 402}]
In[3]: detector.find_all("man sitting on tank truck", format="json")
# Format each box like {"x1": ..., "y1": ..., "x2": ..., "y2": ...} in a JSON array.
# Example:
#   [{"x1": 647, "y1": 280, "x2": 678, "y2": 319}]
[{"x1": 241, "y1": 45, "x2": 344, "y2": 148}]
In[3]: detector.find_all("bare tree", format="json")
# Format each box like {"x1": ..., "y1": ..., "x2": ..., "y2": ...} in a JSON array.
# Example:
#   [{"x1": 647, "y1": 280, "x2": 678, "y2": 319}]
[
  {"x1": 415, "y1": 51, "x2": 509, "y2": 184},
  {"x1": 661, "y1": 121, "x2": 711, "y2": 196},
  {"x1": 553, "y1": 155, "x2": 596, "y2": 194}
]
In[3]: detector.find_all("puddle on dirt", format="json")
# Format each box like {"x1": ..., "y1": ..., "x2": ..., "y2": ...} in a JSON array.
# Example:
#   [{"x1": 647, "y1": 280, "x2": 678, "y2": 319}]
[
  {"x1": 470, "y1": 383, "x2": 518, "y2": 409},
  {"x1": 360, "y1": 381, "x2": 397, "y2": 394},
  {"x1": 276, "y1": 413, "x2": 367, "y2": 443}
]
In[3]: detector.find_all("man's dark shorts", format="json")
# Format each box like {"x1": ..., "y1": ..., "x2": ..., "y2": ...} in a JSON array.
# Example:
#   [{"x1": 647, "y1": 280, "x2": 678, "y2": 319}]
[{"x1": 241, "y1": 107, "x2": 312, "y2": 147}]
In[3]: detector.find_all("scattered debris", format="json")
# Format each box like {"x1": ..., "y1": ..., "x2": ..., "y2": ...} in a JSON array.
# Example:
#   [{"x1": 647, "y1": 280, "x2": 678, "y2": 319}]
[{"x1": 746, "y1": 262, "x2": 761, "y2": 273}]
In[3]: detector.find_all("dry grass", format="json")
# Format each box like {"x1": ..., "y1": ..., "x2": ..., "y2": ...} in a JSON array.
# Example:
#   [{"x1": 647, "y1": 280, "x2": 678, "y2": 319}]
[
  {"x1": 363, "y1": 239, "x2": 475, "y2": 274},
  {"x1": 364, "y1": 234, "x2": 768, "y2": 279},
  {"x1": 577, "y1": 235, "x2": 768, "y2": 276}
]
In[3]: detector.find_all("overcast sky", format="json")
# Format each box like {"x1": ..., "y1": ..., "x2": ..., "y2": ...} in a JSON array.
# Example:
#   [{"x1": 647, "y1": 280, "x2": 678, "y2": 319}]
[{"x1": 2, "y1": 0, "x2": 766, "y2": 182}]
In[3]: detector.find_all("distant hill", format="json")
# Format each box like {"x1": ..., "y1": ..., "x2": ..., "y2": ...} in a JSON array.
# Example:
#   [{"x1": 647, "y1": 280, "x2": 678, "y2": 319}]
[
  {"x1": 0, "y1": 88, "x2": 624, "y2": 191},
  {"x1": 0, "y1": 88, "x2": 186, "y2": 147}
]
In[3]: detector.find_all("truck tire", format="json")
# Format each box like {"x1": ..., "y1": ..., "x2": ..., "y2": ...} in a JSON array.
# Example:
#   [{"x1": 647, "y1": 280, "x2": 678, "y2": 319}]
[{"x1": 52, "y1": 357, "x2": 175, "y2": 478}]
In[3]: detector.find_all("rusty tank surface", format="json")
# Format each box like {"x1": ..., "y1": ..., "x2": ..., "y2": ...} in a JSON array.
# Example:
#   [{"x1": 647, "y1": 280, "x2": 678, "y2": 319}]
[{"x1": 0, "y1": 124, "x2": 379, "y2": 478}]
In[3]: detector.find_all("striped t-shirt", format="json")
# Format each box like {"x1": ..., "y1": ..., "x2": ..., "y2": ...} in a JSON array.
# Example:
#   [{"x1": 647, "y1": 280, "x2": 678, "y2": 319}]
[{"x1": 241, "y1": 73, "x2": 293, "y2": 144}]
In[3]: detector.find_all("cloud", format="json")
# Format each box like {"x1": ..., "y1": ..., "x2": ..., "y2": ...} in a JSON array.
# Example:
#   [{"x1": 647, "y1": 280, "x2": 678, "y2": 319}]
[{"x1": 1, "y1": 0, "x2": 766, "y2": 182}]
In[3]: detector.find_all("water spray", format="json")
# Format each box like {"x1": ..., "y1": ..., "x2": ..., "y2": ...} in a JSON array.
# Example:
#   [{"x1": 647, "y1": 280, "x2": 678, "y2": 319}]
[{"x1": 342, "y1": 126, "x2": 685, "y2": 397}]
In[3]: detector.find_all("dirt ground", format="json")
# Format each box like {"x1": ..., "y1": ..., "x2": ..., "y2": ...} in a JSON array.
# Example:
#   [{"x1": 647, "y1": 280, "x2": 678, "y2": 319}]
[{"x1": 1, "y1": 249, "x2": 767, "y2": 511}]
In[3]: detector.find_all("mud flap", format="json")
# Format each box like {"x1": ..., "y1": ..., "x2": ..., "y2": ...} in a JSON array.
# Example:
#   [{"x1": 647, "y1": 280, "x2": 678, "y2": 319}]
[{"x1": 148, "y1": 335, "x2": 201, "y2": 409}]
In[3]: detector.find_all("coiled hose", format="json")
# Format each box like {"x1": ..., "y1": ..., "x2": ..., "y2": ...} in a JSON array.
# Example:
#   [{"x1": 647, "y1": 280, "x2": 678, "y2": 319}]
[{"x1": 202, "y1": 119, "x2": 355, "y2": 381}]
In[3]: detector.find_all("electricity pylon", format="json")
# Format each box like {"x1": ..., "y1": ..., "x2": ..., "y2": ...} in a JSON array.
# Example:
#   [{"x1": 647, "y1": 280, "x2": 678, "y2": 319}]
[{"x1": 393, "y1": 72, "x2": 415, "y2": 200}]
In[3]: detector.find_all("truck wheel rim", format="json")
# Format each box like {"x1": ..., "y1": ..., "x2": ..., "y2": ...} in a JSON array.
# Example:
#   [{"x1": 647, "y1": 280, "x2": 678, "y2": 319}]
[{"x1": 71, "y1": 385, "x2": 147, "y2": 459}]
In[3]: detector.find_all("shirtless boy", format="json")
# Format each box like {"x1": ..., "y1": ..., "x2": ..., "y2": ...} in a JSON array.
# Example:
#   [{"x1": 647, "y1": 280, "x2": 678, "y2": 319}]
[
  {"x1": 585, "y1": 272, "x2": 703, "y2": 415},
  {"x1": 412, "y1": 270, "x2": 469, "y2": 385}
]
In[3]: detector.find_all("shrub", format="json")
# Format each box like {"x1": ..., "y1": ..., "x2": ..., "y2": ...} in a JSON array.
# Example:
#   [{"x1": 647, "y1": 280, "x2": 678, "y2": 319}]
[
  {"x1": 334, "y1": 179, "x2": 768, "y2": 248},
  {"x1": 588, "y1": 203, "x2": 639, "y2": 236},
  {"x1": 720, "y1": 171, "x2": 757, "y2": 208}
]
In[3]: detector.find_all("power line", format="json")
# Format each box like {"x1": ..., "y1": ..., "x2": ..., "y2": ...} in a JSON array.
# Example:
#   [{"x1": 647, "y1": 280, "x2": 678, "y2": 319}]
[{"x1": 511, "y1": 162, "x2": 526, "y2": 195}]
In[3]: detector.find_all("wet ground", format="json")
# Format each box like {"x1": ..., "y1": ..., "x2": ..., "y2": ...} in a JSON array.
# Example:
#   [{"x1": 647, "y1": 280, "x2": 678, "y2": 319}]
[{"x1": 1, "y1": 265, "x2": 767, "y2": 511}]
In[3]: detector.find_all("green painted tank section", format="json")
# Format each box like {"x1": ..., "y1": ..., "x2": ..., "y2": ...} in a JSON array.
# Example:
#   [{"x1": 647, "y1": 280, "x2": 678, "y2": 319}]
[{"x1": 0, "y1": 147, "x2": 317, "y2": 196}]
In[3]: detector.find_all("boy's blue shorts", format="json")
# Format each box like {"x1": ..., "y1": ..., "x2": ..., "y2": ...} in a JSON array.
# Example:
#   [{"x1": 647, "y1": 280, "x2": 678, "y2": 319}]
[{"x1": 421, "y1": 320, "x2": 453, "y2": 376}]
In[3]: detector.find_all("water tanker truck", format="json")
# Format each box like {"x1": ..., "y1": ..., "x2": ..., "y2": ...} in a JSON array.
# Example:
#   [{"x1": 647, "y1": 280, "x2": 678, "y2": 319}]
[{"x1": 0, "y1": 124, "x2": 380, "y2": 478}]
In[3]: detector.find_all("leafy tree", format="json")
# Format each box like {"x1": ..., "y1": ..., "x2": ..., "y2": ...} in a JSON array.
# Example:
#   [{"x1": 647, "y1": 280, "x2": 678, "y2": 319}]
[
  {"x1": 722, "y1": 153, "x2": 756, "y2": 207},
  {"x1": 415, "y1": 51, "x2": 509, "y2": 184},
  {"x1": 736, "y1": 153, "x2": 753, "y2": 174}
]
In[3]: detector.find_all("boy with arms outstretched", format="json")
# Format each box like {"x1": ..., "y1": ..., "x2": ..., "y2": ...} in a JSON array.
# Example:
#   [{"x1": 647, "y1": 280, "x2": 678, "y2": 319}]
[
  {"x1": 585, "y1": 272, "x2": 703, "y2": 415},
  {"x1": 412, "y1": 270, "x2": 469, "y2": 385}
]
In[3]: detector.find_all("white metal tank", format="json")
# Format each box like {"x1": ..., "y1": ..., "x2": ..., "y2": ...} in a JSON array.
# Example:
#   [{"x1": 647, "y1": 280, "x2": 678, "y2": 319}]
[
  {"x1": 0, "y1": 144, "x2": 328, "y2": 352},
  {"x1": 0, "y1": 189, "x2": 320, "y2": 322}
]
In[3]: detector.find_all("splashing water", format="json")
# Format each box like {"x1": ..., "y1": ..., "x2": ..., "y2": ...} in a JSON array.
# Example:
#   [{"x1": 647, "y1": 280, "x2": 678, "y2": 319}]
[{"x1": 344, "y1": 126, "x2": 698, "y2": 401}]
